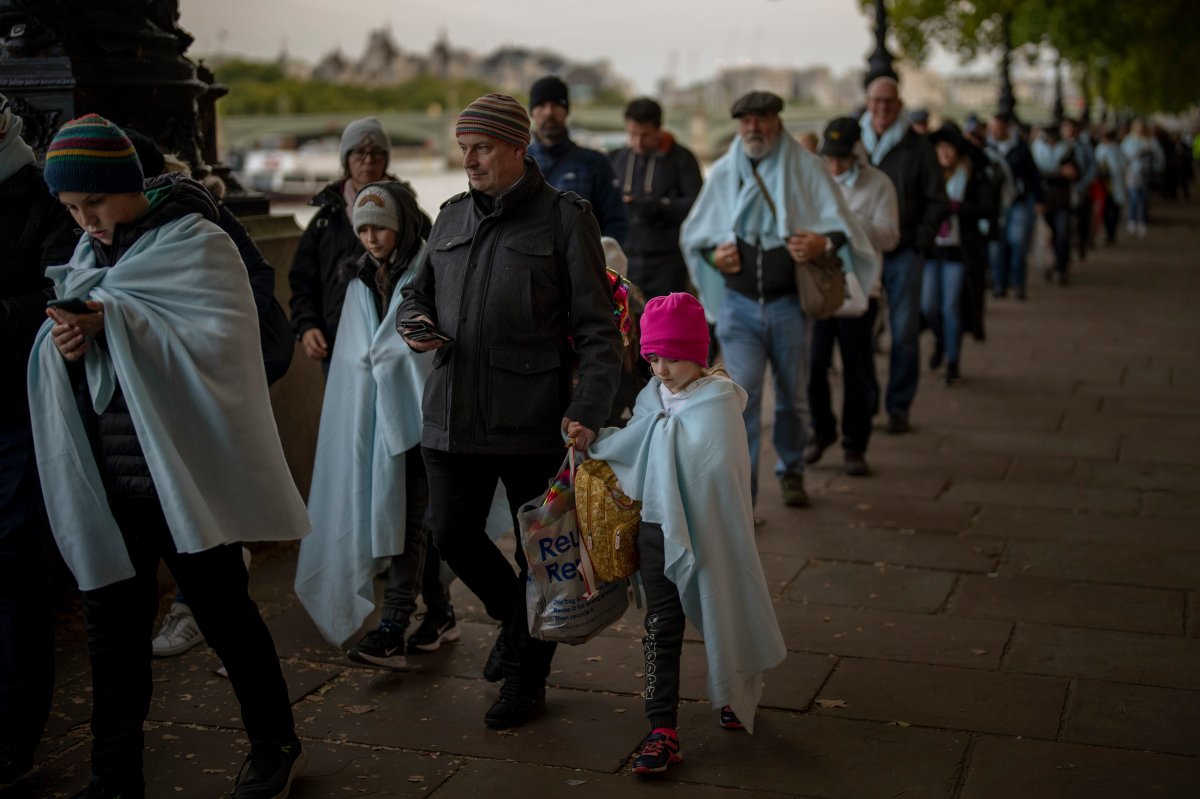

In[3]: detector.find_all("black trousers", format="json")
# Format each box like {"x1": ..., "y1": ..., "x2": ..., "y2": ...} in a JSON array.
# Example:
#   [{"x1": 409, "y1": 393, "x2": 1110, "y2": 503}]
[
  {"x1": 421, "y1": 447, "x2": 561, "y2": 687},
  {"x1": 380, "y1": 447, "x2": 448, "y2": 624},
  {"x1": 81, "y1": 498, "x2": 295, "y2": 787},
  {"x1": 808, "y1": 300, "x2": 880, "y2": 453},
  {"x1": 638, "y1": 522, "x2": 685, "y2": 730},
  {"x1": 0, "y1": 428, "x2": 54, "y2": 767}
]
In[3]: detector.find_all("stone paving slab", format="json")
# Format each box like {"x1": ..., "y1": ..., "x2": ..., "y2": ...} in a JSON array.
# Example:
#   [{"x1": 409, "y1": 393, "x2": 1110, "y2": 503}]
[
  {"x1": 1141, "y1": 490, "x2": 1200, "y2": 519},
  {"x1": 941, "y1": 479, "x2": 1142, "y2": 514},
  {"x1": 786, "y1": 561, "x2": 957, "y2": 613},
  {"x1": 1190, "y1": 593, "x2": 1199, "y2": 638},
  {"x1": 948, "y1": 574, "x2": 1184, "y2": 635},
  {"x1": 936, "y1": 428, "x2": 1120, "y2": 460},
  {"x1": 1061, "y1": 679, "x2": 1200, "y2": 756},
  {"x1": 430, "y1": 758, "x2": 801, "y2": 798},
  {"x1": 1060, "y1": 412, "x2": 1200, "y2": 440},
  {"x1": 1099, "y1": 395, "x2": 1200, "y2": 419},
  {"x1": 966, "y1": 506, "x2": 1200, "y2": 550},
  {"x1": 1072, "y1": 460, "x2": 1200, "y2": 493},
  {"x1": 1004, "y1": 623, "x2": 1200, "y2": 690},
  {"x1": 812, "y1": 657, "x2": 1067, "y2": 738},
  {"x1": 146, "y1": 649, "x2": 340, "y2": 728},
  {"x1": 960, "y1": 736, "x2": 1200, "y2": 799},
  {"x1": 757, "y1": 524, "x2": 1003, "y2": 573},
  {"x1": 1121, "y1": 433, "x2": 1200, "y2": 466},
  {"x1": 773, "y1": 602, "x2": 1011, "y2": 669},
  {"x1": 1002, "y1": 455, "x2": 1078, "y2": 483},
  {"x1": 798, "y1": 495, "x2": 978, "y2": 533},
  {"x1": 1001, "y1": 539, "x2": 1200, "y2": 590},
  {"x1": 865, "y1": 450, "x2": 1012, "y2": 481},
  {"x1": 659, "y1": 704, "x2": 968, "y2": 798},
  {"x1": 812, "y1": 471, "x2": 949, "y2": 500},
  {"x1": 296, "y1": 671, "x2": 643, "y2": 772}
]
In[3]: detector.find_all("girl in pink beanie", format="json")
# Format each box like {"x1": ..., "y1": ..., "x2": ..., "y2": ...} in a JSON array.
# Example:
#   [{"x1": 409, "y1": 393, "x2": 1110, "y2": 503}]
[{"x1": 583, "y1": 292, "x2": 787, "y2": 776}]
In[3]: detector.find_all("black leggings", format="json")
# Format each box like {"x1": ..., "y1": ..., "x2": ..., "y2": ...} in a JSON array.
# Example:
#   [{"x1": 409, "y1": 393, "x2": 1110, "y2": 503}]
[{"x1": 639, "y1": 522, "x2": 685, "y2": 729}]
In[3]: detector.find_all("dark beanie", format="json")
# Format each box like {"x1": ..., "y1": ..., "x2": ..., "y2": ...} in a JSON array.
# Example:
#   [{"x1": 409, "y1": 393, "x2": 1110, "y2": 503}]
[
  {"x1": 122, "y1": 127, "x2": 166, "y2": 178},
  {"x1": 530, "y1": 75, "x2": 569, "y2": 111},
  {"x1": 44, "y1": 114, "x2": 144, "y2": 195}
]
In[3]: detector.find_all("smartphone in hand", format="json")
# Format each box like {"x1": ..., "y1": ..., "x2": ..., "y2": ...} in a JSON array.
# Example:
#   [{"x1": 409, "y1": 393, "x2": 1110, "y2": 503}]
[
  {"x1": 47, "y1": 297, "x2": 97, "y2": 315},
  {"x1": 398, "y1": 317, "x2": 454, "y2": 343}
]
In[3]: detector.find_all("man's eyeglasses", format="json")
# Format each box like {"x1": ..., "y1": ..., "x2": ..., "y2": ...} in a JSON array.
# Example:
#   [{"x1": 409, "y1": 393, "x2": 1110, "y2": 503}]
[{"x1": 349, "y1": 147, "x2": 387, "y2": 161}]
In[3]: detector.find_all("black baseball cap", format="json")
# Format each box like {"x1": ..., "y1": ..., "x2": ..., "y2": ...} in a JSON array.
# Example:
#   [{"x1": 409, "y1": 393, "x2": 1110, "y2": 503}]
[{"x1": 819, "y1": 117, "x2": 861, "y2": 158}]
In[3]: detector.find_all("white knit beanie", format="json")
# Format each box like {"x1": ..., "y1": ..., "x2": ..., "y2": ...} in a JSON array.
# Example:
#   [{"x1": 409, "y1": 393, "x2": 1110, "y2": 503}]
[{"x1": 352, "y1": 184, "x2": 400, "y2": 232}]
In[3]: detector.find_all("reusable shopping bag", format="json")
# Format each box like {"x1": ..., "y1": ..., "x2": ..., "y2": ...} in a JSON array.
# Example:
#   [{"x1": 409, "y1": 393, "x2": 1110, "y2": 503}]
[{"x1": 519, "y1": 446, "x2": 629, "y2": 645}]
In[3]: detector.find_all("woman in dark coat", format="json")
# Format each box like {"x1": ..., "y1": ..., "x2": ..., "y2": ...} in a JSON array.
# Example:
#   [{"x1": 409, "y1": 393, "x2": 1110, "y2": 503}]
[{"x1": 922, "y1": 122, "x2": 998, "y2": 384}]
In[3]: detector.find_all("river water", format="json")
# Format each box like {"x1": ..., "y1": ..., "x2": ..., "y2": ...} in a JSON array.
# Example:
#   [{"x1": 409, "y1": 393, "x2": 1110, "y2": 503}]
[{"x1": 272, "y1": 168, "x2": 474, "y2": 229}]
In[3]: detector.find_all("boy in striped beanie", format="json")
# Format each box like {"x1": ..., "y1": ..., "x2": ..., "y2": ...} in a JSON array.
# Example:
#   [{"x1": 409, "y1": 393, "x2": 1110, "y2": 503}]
[
  {"x1": 44, "y1": 113, "x2": 144, "y2": 196},
  {"x1": 37, "y1": 112, "x2": 307, "y2": 799}
]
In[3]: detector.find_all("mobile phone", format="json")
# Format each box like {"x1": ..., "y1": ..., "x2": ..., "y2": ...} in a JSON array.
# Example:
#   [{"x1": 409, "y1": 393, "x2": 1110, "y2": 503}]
[
  {"x1": 399, "y1": 318, "x2": 454, "y2": 343},
  {"x1": 47, "y1": 297, "x2": 96, "y2": 315}
]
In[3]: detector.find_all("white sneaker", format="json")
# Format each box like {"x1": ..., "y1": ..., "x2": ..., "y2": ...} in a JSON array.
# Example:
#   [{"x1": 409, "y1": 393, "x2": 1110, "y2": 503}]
[{"x1": 152, "y1": 602, "x2": 205, "y2": 657}]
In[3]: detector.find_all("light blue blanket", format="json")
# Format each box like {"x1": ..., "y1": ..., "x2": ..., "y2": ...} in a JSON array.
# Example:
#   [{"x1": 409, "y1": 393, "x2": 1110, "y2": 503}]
[
  {"x1": 27, "y1": 215, "x2": 310, "y2": 591},
  {"x1": 295, "y1": 248, "x2": 432, "y2": 646},
  {"x1": 588, "y1": 377, "x2": 787, "y2": 732},
  {"x1": 680, "y1": 132, "x2": 878, "y2": 323}
]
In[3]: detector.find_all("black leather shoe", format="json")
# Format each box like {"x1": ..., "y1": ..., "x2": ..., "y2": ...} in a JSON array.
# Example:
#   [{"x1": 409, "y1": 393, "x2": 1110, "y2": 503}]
[
  {"x1": 803, "y1": 432, "x2": 837, "y2": 465},
  {"x1": 843, "y1": 450, "x2": 869, "y2": 477},
  {"x1": 885, "y1": 412, "x2": 910, "y2": 434},
  {"x1": 484, "y1": 682, "x2": 546, "y2": 729}
]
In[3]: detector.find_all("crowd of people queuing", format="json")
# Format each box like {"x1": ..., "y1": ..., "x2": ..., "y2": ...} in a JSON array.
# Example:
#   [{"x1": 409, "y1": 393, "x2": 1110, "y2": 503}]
[{"x1": 0, "y1": 65, "x2": 1194, "y2": 798}]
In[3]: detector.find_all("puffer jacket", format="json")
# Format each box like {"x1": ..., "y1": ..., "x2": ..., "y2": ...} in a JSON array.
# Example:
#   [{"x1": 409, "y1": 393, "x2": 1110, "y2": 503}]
[
  {"x1": 608, "y1": 132, "x2": 703, "y2": 299},
  {"x1": 399, "y1": 158, "x2": 623, "y2": 454},
  {"x1": 1, "y1": 163, "x2": 77, "y2": 430},
  {"x1": 74, "y1": 174, "x2": 221, "y2": 500}
]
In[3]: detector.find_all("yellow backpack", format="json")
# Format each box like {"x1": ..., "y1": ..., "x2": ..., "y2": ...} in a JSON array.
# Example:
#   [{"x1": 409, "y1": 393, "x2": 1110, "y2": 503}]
[{"x1": 575, "y1": 459, "x2": 641, "y2": 583}]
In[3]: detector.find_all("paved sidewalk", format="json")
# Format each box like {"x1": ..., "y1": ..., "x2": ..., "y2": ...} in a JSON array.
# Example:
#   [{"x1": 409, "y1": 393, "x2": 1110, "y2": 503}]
[{"x1": 16, "y1": 204, "x2": 1200, "y2": 798}]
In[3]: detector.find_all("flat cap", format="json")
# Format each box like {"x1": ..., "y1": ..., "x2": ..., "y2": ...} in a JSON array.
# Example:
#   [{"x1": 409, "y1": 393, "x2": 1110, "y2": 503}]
[{"x1": 730, "y1": 91, "x2": 783, "y2": 118}]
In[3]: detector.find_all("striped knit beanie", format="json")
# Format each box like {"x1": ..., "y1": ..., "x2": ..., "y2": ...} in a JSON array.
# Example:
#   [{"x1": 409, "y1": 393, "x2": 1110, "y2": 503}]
[
  {"x1": 456, "y1": 94, "x2": 531, "y2": 149},
  {"x1": 44, "y1": 114, "x2": 144, "y2": 195}
]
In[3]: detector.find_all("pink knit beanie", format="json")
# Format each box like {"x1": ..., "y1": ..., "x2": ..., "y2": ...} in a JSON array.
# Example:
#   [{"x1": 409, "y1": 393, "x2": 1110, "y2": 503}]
[{"x1": 639, "y1": 293, "x2": 710, "y2": 367}]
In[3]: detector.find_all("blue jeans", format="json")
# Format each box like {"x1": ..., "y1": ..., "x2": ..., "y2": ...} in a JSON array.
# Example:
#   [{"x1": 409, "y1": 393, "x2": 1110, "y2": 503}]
[
  {"x1": 989, "y1": 196, "x2": 1036, "y2": 294},
  {"x1": 881, "y1": 248, "x2": 923, "y2": 417},
  {"x1": 1127, "y1": 187, "x2": 1148, "y2": 225},
  {"x1": 921, "y1": 259, "x2": 966, "y2": 367},
  {"x1": 717, "y1": 289, "x2": 809, "y2": 500}
]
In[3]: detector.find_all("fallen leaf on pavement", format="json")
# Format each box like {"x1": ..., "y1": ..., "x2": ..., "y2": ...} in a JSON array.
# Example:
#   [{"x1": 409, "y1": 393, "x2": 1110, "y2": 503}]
[{"x1": 815, "y1": 699, "x2": 848, "y2": 708}]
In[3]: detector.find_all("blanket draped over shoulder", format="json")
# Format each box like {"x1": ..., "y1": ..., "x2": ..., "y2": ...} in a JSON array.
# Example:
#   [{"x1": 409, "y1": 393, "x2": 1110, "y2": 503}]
[
  {"x1": 295, "y1": 246, "x2": 432, "y2": 646},
  {"x1": 680, "y1": 133, "x2": 879, "y2": 323},
  {"x1": 587, "y1": 377, "x2": 787, "y2": 732},
  {"x1": 27, "y1": 215, "x2": 310, "y2": 591}
]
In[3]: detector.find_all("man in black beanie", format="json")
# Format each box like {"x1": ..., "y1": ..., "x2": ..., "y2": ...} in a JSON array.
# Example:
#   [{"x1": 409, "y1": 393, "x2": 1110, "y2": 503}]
[{"x1": 527, "y1": 75, "x2": 628, "y2": 241}]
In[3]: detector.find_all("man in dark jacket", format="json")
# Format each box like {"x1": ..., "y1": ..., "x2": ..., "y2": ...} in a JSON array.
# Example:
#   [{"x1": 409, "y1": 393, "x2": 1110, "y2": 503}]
[
  {"x1": 399, "y1": 93, "x2": 622, "y2": 730},
  {"x1": 0, "y1": 97, "x2": 77, "y2": 789},
  {"x1": 859, "y1": 76, "x2": 949, "y2": 433},
  {"x1": 527, "y1": 75, "x2": 628, "y2": 241},
  {"x1": 608, "y1": 97, "x2": 702, "y2": 299},
  {"x1": 987, "y1": 112, "x2": 1044, "y2": 300}
]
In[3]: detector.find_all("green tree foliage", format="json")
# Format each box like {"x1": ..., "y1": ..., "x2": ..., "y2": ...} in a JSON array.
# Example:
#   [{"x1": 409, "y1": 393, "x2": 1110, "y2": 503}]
[
  {"x1": 211, "y1": 59, "x2": 496, "y2": 116},
  {"x1": 863, "y1": 0, "x2": 1199, "y2": 112}
]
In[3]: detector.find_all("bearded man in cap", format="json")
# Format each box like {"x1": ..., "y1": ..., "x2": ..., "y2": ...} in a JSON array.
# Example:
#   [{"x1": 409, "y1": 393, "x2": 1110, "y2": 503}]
[
  {"x1": 681, "y1": 92, "x2": 876, "y2": 509},
  {"x1": 399, "y1": 93, "x2": 622, "y2": 730}
]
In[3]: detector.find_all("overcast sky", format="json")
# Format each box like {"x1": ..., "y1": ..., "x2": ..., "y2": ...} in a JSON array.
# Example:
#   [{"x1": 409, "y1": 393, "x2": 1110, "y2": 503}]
[{"x1": 177, "y1": 0, "x2": 979, "y2": 93}]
